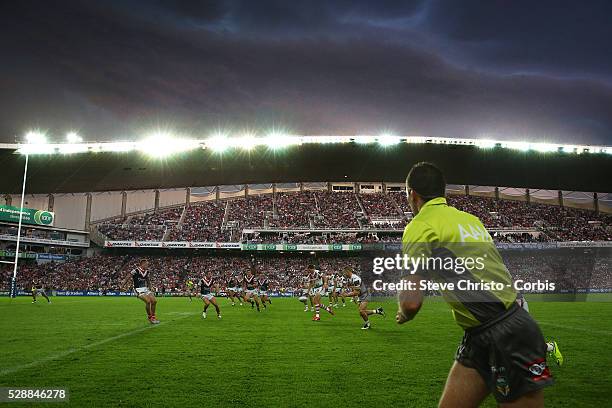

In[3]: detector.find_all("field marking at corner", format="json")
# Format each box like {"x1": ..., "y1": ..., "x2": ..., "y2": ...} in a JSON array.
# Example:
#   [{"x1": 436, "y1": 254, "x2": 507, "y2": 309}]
[
  {"x1": 0, "y1": 312, "x2": 197, "y2": 377},
  {"x1": 538, "y1": 321, "x2": 612, "y2": 336}
]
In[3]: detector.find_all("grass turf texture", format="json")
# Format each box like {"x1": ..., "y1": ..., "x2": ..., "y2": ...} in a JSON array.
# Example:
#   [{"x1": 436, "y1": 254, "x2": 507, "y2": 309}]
[{"x1": 1, "y1": 296, "x2": 611, "y2": 407}]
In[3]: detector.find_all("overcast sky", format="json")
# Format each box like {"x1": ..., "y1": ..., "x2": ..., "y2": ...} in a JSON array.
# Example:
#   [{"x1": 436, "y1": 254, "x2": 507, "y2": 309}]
[{"x1": 1, "y1": 0, "x2": 611, "y2": 144}]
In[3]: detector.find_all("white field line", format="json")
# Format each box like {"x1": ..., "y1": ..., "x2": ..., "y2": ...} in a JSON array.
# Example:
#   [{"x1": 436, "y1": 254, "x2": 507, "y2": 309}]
[{"x1": 0, "y1": 312, "x2": 196, "y2": 377}]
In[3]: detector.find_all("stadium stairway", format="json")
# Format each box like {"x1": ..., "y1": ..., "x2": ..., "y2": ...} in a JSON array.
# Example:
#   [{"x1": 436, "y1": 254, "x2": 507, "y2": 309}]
[{"x1": 89, "y1": 226, "x2": 108, "y2": 247}]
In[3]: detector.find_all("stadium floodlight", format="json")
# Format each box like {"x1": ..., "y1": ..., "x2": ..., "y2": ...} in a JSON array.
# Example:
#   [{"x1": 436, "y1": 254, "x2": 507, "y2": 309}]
[
  {"x1": 476, "y1": 139, "x2": 496, "y2": 149},
  {"x1": 236, "y1": 133, "x2": 260, "y2": 150},
  {"x1": 6, "y1": 132, "x2": 611, "y2": 157},
  {"x1": 507, "y1": 141, "x2": 531, "y2": 152},
  {"x1": 377, "y1": 133, "x2": 401, "y2": 147},
  {"x1": 353, "y1": 135, "x2": 374, "y2": 144},
  {"x1": 139, "y1": 132, "x2": 199, "y2": 157},
  {"x1": 206, "y1": 132, "x2": 233, "y2": 153},
  {"x1": 66, "y1": 131, "x2": 83, "y2": 143},
  {"x1": 531, "y1": 143, "x2": 558, "y2": 153},
  {"x1": 98, "y1": 142, "x2": 137, "y2": 153},
  {"x1": 59, "y1": 143, "x2": 88, "y2": 154},
  {"x1": 25, "y1": 130, "x2": 47, "y2": 145},
  {"x1": 17, "y1": 143, "x2": 57, "y2": 155},
  {"x1": 264, "y1": 132, "x2": 297, "y2": 150}
]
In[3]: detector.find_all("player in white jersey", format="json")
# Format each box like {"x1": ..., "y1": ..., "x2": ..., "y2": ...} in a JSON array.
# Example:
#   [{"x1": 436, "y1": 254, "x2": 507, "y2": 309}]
[
  {"x1": 122, "y1": 258, "x2": 160, "y2": 324},
  {"x1": 334, "y1": 275, "x2": 347, "y2": 307},
  {"x1": 343, "y1": 267, "x2": 385, "y2": 329},
  {"x1": 327, "y1": 272, "x2": 339, "y2": 308},
  {"x1": 306, "y1": 264, "x2": 335, "y2": 321},
  {"x1": 299, "y1": 274, "x2": 313, "y2": 311},
  {"x1": 298, "y1": 277, "x2": 310, "y2": 311}
]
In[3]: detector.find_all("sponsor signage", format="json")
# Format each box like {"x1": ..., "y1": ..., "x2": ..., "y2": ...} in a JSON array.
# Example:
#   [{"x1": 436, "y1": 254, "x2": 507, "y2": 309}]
[
  {"x1": 37, "y1": 253, "x2": 67, "y2": 261},
  {"x1": 240, "y1": 243, "x2": 363, "y2": 251},
  {"x1": 0, "y1": 250, "x2": 37, "y2": 259},
  {"x1": 103, "y1": 240, "x2": 610, "y2": 251},
  {"x1": 105, "y1": 241, "x2": 244, "y2": 249},
  {"x1": 0, "y1": 205, "x2": 54, "y2": 226},
  {"x1": 0, "y1": 234, "x2": 89, "y2": 247}
]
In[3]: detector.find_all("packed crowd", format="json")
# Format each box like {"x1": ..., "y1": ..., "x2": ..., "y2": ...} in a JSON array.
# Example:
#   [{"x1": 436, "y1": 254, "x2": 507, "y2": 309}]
[
  {"x1": 97, "y1": 224, "x2": 165, "y2": 241},
  {"x1": 359, "y1": 193, "x2": 403, "y2": 218},
  {"x1": 492, "y1": 232, "x2": 551, "y2": 243},
  {"x1": 272, "y1": 192, "x2": 316, "y2": 228},
  {"x1": 242, "y1": 231, "x2": 383, "y2": 244},
  {"x1": 503, "y1": 248, "x2": 611, "y2": 292},
  {"x1": 3, "y1": 248, "x2": 610, "y2": 293},
  {"x1": 168, "y1": 201, "x2": 228, "y2": 242},
  {"x1": 314, "y1": 191, "x2": 361, "y2": 228},
  {"x1": 95, "y1": 191, "x2": 611, "y2": 242},
  {"x1": 227, "y1": 196, "x2": 273, "y2": 228}
]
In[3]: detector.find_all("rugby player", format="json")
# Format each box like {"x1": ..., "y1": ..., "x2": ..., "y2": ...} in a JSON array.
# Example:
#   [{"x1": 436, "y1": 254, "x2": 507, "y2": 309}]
[
  {"x1": 306, "y1": 264, "x2": 335, "y2": 321},
  {"x1": 225, "y1": 272, "x2": 242, "y2": 306},
  {"x1": 397, "y1": 162, "x2": 553, "y2": 407},
  {"x1": 31, "y1": 279, "x2": 51, "y2": 303},
  {"x1": 243, "y1": 268, "x2": 261, "y2": 311},
  {"x1": 185, "y1": 278, "x2": 195, "y2": 302},
  {"x1": 199, "y1": 271, "x2": 221, "y2": 319},
  {"x1": 257, "y1": 271, "x2": 271, "y2": 307},
  {"x1": 299, "y1": 281, "x2": 310, "y2": 312},
  {"x1": 343, "y1": 267, "x2": 385, "y2": 329},
  {"x1": 335, "y1": 274, "x2": 346, "y2": 307},
  {"x1": 123, "y1": 258, "x2": 159, "y2": 324},
  {"x1": 327, "y1": 272, "x2": 336, "y2": 308}
]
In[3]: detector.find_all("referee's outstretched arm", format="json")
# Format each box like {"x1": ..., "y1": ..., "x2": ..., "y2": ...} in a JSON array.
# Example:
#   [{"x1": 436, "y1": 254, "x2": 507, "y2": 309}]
[{"x1": 396, "y1": 274, "x2": 423, "y2": 324}]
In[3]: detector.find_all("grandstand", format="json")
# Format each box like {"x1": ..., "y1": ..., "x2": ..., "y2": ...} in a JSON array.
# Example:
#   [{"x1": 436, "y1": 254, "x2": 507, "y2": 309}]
[{"x1": 84, "y1": 184, "x2": 610, "y2": 246}]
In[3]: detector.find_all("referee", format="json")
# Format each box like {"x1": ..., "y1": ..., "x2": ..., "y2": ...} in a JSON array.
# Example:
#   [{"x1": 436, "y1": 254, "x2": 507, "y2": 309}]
[{"x1": 396, "y1": 162, "x2": 553, "y2": 407}]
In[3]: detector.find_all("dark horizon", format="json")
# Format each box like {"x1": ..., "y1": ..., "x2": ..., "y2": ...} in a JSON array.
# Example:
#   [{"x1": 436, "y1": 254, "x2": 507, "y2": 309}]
[{"x1": 1, "y1": 0, "x2": 612, "y2": 145}]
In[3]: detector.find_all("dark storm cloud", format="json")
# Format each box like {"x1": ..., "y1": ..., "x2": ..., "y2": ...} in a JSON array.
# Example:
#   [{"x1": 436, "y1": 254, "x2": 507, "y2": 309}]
[
  {"x1": 423, "y1": 0, "x2": 612, "y2": 80},
  {"x1": 0, "y1": 0, "x2": 611, "y2": 144}
]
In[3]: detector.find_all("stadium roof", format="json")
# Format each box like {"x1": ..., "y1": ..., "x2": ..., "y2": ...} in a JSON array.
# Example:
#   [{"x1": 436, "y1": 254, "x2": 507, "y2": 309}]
[{"x1": 1, "y1": 135, "x2": 611, "y2": 194}]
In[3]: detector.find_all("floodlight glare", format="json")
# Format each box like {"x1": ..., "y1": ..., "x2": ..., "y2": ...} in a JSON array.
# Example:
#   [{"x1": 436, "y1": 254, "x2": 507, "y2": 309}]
[
  {"x1": 509, "y1": 141, "x2": 531, "y2": 152},
  {"x1": 377, "y1": 134, "x2": 400, "y2": 147},
  {"x1": 476, "y1": 139, "x2": 496, "y2": 149},
  {"x1": 98, "y1": 142, "x2": 136, "y2": 153},
  {"x1": 59, "y1": 143, "x2": 88, "y2": 154},
  {"x1": 66, "y1": 132, "x2": 83, "y2": 143},
  {"x1": 207, "y1": 133, "x2": 232, "y2": 153},
  {"x1": 353, "y1": 136, "x2": 373, "y2": 144},
  {"x1": 237, "y1": 134, "x2": 259, "y2": 150},
  {"x1": 18, "y1": 143, "x2": 56, "y2": 155},
  {"x1": 531, "y1": 143, "x2": 557, "y2": 153},
  {"x1": 140, "y1": 132, "x2": 198, "y2": 157},
  {"x1": 264, "y1": 132, "x2": 297, "y2": 150},
  {"x1": 25, "y1": 131, "x2": 47, "y2": 144}
]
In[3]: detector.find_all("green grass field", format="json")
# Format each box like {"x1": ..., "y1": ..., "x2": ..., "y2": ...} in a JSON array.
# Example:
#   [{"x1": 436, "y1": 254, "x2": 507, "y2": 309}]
[{"x1": 1, "y1": 295, "x2": 611, "y2": 407}]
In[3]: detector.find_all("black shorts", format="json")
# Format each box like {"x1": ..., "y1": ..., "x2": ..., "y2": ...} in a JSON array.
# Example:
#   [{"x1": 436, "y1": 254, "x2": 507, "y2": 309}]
[{"x1": 456, "y1": 304, "x2": 554, "y2": 403}]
